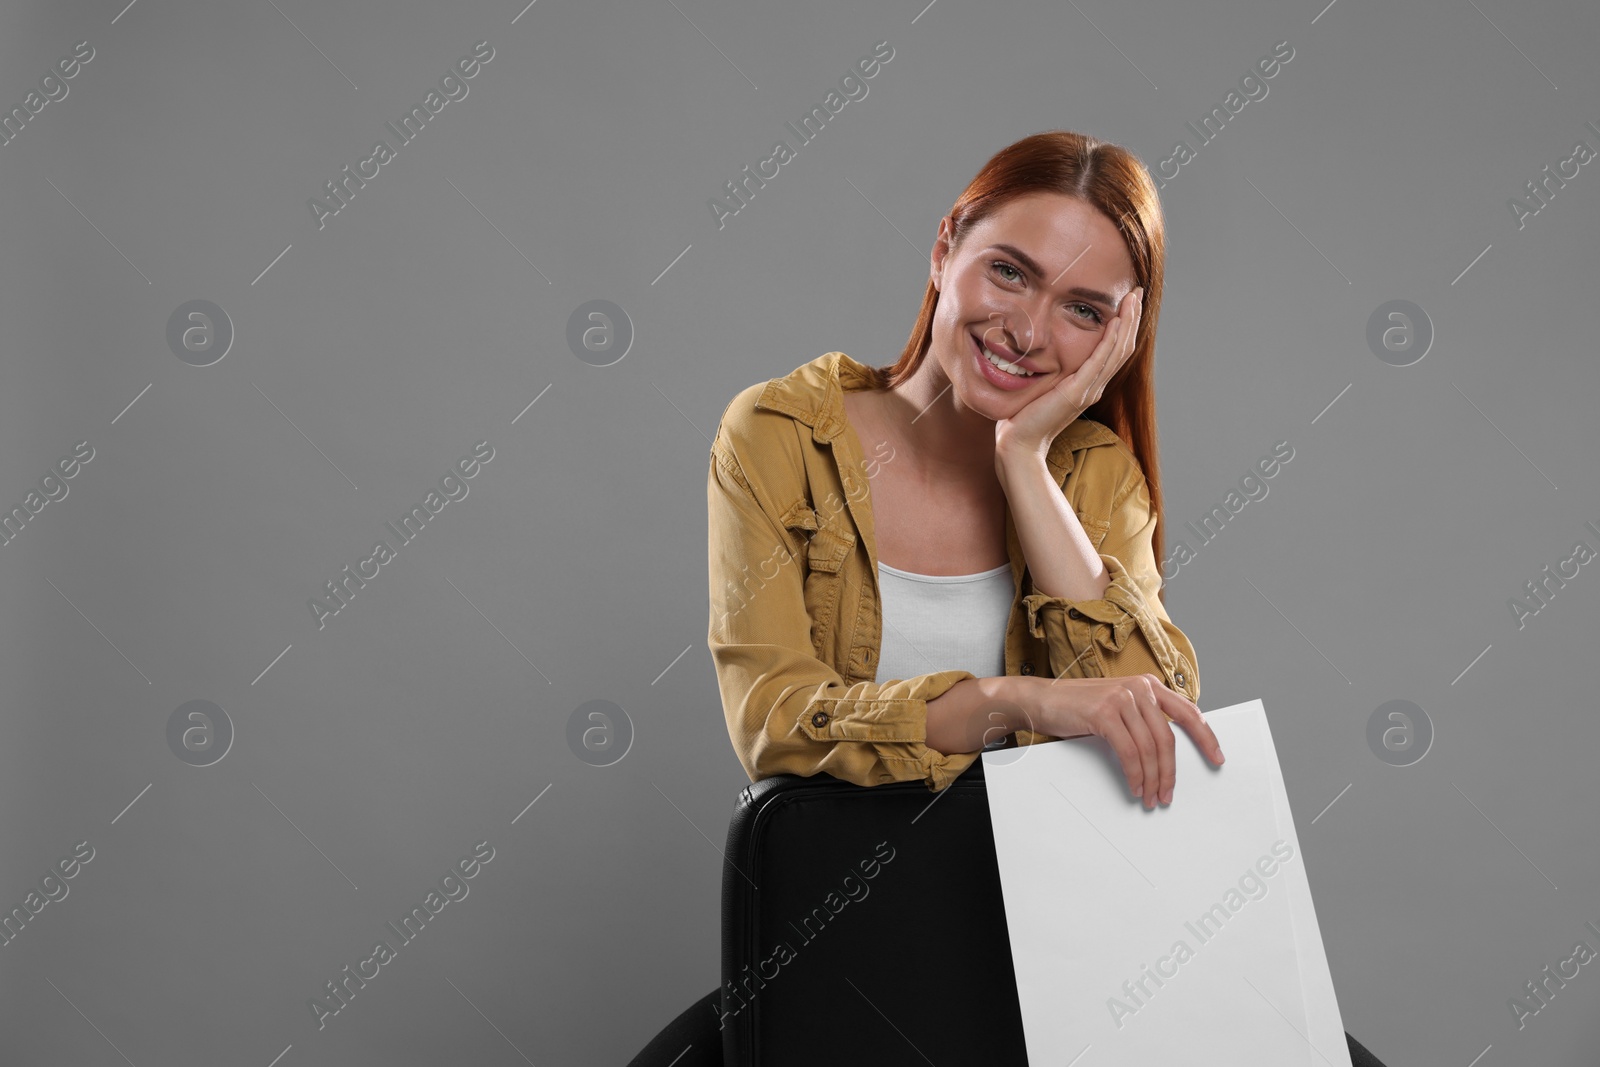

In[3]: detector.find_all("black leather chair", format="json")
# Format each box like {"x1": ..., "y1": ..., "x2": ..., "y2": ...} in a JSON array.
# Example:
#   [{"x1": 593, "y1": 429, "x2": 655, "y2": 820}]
[{"x1": 710, "y1": 756, "x2": 1391, "y2": 1066}]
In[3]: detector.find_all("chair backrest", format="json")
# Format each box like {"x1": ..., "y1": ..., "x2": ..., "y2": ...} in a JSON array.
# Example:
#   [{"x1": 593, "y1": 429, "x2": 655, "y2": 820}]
[{"x1": 719, "y1": 758, "x2": 1030, "y2": 1065}]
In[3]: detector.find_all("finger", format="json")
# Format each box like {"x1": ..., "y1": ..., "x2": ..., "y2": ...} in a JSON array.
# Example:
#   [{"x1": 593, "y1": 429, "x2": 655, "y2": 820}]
[
  {"x1": 1075, "y1": 317, "x2": 1121, "y2": 405},
  {"x1": 1110, "y1": 307, "x2": 1135, "y2": 372},
  {"x1": 1135, "y1": 678, "x2": 1177, "y2": 805},
  {"x1": 1123, "y1": 296, "x2": 1141, "y2": 360},
  {"x1": 1119, "y1": 694, "x2": 1160, "y2": 809},
  {"x1": 1100, "y1": 290, "x2": 1138, "y2": 367},
  {"x1": 1139, "y1": 681, "x2": 1177, "y2": 806},
  {"x1": 1155, "y1": 685, "x2": 1224, "y2": 765},
  {"x1": 1094, "y1": 317, "x2": 1123, "y2": 392},
  {"x1": 1109, "y1": 297, "x2": 1139, "y2": 376},
  {"x1": 1101, "y1": 712, "x2": 1146, "y2": 801}
]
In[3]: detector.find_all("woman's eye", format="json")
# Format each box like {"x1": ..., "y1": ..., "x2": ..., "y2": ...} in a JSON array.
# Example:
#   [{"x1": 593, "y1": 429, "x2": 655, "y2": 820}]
[
  {"x1": 1071, "y1": 303, "x2": 1103, "y2": 324},
  {"x1": 992, "y1": 261, "x2": 1022, "y2": 283}
]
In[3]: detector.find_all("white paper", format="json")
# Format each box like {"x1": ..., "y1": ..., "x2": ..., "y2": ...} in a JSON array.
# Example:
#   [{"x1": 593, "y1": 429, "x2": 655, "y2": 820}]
[
  {"x1": 1261, "y1": 702, "x2": 1351, "y2": 1066},
  {"x1": 982, "y1": 699, "x2": 1352, "y2": 1065}
]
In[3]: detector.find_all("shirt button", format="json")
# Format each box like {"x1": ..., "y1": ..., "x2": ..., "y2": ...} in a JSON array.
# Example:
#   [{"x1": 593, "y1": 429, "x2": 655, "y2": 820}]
[
  {"x1": 1020, "y1": 662, "x2": 1036, "y2": 675},
  {"x1": 811, "y1": 711, "x2": 829, "y2": 728},
  {"x1": 1067, "y1": 608, "x2": 1085, "y2": 620},
  {"x1": 1175, "y1": 672, "x2": 1186, "y2": 687}
]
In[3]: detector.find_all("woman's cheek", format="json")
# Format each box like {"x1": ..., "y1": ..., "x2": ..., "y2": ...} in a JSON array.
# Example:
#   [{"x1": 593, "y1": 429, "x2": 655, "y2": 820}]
[{"x1": 1062, "y1": 341, "x2": 1096, "y2": 376}]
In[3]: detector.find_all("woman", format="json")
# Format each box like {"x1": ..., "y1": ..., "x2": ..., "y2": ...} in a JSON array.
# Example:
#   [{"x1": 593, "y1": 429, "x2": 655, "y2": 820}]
[
  {"x1": 707, "y1": 128, "x2": 1221, "y2": 808},
  {"x1": 628, "y1": 129, "x2": 1388, "y2": 1067},
  {"x1": 656, "y1": 128, "x2": 1212, "y2": 1063}
]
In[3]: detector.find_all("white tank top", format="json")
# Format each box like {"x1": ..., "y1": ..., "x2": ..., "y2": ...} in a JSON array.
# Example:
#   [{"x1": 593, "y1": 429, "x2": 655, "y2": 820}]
[{"x1": 874, "y1": 560, "x2": 1013, "y2": 685}]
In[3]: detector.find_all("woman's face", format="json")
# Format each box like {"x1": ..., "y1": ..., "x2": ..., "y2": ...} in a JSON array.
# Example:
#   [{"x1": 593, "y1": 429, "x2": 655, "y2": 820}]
[{"x1": 927, "y1": 191, "x2": 1140, "y2": 420}]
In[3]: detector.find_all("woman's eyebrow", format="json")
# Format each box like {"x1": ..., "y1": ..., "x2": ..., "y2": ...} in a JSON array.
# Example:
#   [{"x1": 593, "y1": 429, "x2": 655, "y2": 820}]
[{"x1": 988, "y1": 242, "x2": 1118, "y2": 308}]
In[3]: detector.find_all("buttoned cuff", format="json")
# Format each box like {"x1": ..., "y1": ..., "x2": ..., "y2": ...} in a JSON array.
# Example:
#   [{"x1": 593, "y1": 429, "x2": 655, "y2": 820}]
[{"x1": 797, "y1": 669, "x2": 981, "y2": 792}]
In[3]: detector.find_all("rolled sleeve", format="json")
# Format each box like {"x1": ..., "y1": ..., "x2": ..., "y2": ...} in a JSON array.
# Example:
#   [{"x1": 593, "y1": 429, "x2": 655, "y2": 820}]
[
  {"x1": 708, "y1": 442, "x2": 982, "y2": 792},
  {"x1": 793, "y1": 672, "x2": 986, "y2": 792},
  {"x1": 1018, "y1": 464, "x2": 1200, "y2": 705}
]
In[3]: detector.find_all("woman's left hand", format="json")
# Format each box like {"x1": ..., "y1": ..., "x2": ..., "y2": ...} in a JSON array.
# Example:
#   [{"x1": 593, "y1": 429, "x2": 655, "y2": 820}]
[{"x1": 993, "y1": 286, "x2": 1143, "y2": 466}]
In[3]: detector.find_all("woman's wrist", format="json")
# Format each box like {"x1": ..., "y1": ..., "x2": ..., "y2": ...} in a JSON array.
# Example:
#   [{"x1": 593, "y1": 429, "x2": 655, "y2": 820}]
[
  {"x1": 924, "y1": 674, "x2": 1061, "y2": 755},
  {"x1": 994, "y1": 673, "x2": 1046, "y2": 736},
  {"x1": 925, "y1": 675, "x2": 1024, "y2": 755}
]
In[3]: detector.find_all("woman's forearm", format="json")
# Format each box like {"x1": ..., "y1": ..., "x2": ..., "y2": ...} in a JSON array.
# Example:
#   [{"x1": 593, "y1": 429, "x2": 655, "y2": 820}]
[
  {"x1": 997, "y1": 447, "x2": 1111, "y2": 602},
  {"x1": 924, "y1": 674, "x2": 1035, "y2": 755}
]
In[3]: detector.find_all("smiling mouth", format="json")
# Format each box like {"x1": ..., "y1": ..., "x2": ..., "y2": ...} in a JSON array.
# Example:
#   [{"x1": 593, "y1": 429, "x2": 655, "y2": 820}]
[{"x1": 973, "y1": 333, "x2": 1042, "y2": 377}]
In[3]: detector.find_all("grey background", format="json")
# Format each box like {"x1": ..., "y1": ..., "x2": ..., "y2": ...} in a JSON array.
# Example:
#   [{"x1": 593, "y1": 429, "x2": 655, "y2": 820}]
[{"x1": 1, "y1": 0, "x2": 1596, "y2": 1064}]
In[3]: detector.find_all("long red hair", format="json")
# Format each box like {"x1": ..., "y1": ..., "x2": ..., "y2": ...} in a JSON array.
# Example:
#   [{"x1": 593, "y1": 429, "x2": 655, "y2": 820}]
[{"x1": 867, "y1": 130, "x2": 1172, "y2": 607}]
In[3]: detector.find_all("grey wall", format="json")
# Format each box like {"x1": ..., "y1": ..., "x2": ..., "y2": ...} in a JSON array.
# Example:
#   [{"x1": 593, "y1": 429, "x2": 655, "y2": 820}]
[{"x1": 2, "y1": 0, "x2": 1597, "y2": 1064}]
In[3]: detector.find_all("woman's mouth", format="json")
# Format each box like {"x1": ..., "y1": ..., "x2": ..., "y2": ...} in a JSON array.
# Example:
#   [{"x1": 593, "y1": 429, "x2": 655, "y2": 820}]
[{"x1": 972, "y1": 333, "x2": 1040, "y2": 390}]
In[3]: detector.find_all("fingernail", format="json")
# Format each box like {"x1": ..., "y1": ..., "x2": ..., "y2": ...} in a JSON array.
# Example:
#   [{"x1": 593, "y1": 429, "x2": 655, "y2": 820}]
[{"x1": 1132, "y1": 783, "x2": 1142, "y2": 797}]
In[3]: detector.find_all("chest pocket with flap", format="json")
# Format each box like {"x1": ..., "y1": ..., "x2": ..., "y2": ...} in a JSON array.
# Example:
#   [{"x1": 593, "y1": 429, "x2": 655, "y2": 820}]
[{"x1": 780, "y1": 499, "x2": 857, "y2": 656}]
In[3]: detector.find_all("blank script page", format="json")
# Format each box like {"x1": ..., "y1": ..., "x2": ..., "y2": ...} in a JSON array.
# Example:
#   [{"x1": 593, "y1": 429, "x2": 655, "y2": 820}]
[{"x1": 982, "y1": 699, "x2": 1352, "y2": 1065}]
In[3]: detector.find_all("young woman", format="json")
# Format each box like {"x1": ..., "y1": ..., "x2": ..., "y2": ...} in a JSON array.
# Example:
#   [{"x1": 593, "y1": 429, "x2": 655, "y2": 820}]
[
  {"x1": 707, "y1": 129, "x2": 1222, "y2": 809},
  {"x1": 628, "y1": 129, "x2": 1386, "y2": 1067}
]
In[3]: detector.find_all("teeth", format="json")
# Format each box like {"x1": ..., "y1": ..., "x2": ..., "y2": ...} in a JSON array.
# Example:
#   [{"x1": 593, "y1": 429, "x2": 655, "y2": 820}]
[{"x1": 984, "y1": 349, "x2": 1036, "y2": 376}]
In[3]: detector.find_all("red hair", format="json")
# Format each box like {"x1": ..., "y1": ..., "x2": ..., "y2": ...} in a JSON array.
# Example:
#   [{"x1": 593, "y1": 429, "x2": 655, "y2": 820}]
[{"x1": 867, "y1": 130, "x2": 1172, "y2": 606}]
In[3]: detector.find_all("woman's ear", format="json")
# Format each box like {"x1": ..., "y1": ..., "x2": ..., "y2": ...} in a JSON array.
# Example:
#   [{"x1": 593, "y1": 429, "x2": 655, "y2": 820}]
[{"x1": 930, "y1": 216, "x2": 955, "y2": 292}]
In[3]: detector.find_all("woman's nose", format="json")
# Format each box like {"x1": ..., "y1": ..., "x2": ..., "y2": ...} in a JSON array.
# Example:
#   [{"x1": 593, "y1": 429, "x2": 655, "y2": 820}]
[{"x1": 992, "y1": 304, "x2": 1049, "y2": 354}]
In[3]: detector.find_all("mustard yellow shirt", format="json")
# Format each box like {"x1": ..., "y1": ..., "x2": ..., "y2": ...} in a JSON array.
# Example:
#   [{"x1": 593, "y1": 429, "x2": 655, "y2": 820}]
[{"x1": 707, "y1": 351, "x2": 1201, "y2": 792}]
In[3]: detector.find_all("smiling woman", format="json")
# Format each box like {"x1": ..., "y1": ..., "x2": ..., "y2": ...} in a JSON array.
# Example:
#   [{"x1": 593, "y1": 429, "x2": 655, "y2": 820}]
[
  {"x1": 622, "y1": 128, "x2": 1397, "y2": 1066},
  {"x1": 708, "y1": 130, "x2": 1218, "y2": 809}
]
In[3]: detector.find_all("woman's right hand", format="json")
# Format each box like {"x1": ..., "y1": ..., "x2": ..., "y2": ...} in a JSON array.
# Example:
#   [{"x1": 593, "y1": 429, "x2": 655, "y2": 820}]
[{"x1": 1019, "y1": 674, "x2": 1224, "y2": 809}]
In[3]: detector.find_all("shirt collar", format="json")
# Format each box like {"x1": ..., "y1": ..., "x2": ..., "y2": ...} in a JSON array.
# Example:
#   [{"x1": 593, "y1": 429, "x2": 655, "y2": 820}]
[{"x1": 752, "y1": 350, "x2": 1123, "y2": 478}]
